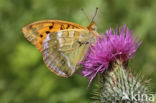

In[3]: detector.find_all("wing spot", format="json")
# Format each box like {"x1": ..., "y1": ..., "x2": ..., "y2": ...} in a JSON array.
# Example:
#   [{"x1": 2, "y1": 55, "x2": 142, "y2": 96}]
[
  {"x1": 49, "y1": 22, "x2": 54, "y2": 29},
  {"x1": 60, "y1": 25, "x2": 65, "y2": 30},
  {"x1": 49, "y1": 26, "x2": 53, "y2": 29},
  {"x1": 86, "y1": 41, "x2": 89, "y2": 44},
  {"x1": 77, "y1": 41, "x2": 83, "y2": 47},
  {"x1": 46, "y1": 31, "x2": 50, "y2": 34},
  {"x1": 66, "y1": 24, "x2": 70, "y2": 29},
  {"x1": 40, "y1": 34, "x2": 43, "y2": 38},
  {"x1": 77, "y1": 41, "x2": 89, "y2": 47}
]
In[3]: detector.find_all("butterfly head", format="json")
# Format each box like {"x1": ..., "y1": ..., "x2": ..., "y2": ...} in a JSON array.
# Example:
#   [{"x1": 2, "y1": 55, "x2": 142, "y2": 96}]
[{"x1": 87, "y1": 21, "x2": 97, "y2": 31}]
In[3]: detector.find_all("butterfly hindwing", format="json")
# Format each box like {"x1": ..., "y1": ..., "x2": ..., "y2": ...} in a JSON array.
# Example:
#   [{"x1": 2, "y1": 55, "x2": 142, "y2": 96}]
[{"x1": 42, "y1": 29, "x2": 92, "y2": 77}]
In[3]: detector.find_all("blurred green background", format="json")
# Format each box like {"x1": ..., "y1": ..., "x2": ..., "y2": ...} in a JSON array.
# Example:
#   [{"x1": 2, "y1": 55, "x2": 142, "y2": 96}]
[{"x1": 0, "y1": 0, "x2": 156, "y2": 103}]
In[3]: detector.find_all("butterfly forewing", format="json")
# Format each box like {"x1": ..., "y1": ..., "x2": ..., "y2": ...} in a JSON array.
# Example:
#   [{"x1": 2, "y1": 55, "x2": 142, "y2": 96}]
[
  {"x1": 22, "y1": 20, "x2": 87, "y2": 51},
  {"x1": 42, "y1": 29, "x2": 93, "y2": 77}
]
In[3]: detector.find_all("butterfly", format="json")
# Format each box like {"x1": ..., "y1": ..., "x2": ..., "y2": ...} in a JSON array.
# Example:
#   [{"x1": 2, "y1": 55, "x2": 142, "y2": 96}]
[{"x1": 22, "y1": 9, "x2": 99, "y2": 77}]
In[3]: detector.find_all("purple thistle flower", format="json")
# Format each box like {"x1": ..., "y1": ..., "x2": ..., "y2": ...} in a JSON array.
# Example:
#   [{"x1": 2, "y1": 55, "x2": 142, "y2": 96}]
[{"x1": 81, "y1": 24, "x2": 142, "y2": 84}]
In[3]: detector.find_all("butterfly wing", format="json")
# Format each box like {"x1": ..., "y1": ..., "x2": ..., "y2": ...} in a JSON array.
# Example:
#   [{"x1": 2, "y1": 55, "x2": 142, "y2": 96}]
[
  {"x1": 42, "y1": 29, "x2": 94, "y2": 77},
  {"x1": 22, "y1": 20, "x2": 87, "y2": 51}
]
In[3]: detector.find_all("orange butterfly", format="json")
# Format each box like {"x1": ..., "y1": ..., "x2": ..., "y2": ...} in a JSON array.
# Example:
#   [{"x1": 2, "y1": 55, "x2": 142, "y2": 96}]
[{"x1": 22, "y1": 9, "x2": 99, "y2": 77}]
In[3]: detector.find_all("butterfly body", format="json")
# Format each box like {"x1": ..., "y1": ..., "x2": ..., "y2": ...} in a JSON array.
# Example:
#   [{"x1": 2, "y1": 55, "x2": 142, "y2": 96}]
[{"x1": 22, "y1": 20, "x2": 98, "y2": 77}]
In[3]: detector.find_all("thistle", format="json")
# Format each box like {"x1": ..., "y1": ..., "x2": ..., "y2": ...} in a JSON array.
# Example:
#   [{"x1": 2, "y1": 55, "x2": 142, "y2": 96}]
[{"x1": 81, "y1": 25, "x2": 154, "y2": 102}]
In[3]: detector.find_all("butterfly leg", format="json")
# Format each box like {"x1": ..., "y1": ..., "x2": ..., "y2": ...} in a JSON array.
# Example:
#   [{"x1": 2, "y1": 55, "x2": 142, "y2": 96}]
[{"x1": 89, "y1": 42, "x2": 96, "y2": 56}]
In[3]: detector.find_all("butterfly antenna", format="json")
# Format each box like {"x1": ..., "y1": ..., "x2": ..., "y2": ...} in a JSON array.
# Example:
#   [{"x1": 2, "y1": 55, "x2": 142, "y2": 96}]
[
  {"x1": 90, "y1": 7, "x2": 98, "y2": 23},
  {"x1": 81, "y1": 8, "x2": 90, "y2": 22}
]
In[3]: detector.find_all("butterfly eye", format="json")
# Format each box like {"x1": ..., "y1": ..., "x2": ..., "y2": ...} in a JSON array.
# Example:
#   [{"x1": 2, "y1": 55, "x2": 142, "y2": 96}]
[{"x1": 91, "y1": 25, "x2": 97, "y2": 31}]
